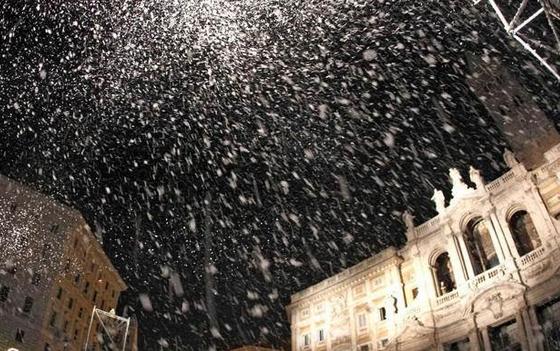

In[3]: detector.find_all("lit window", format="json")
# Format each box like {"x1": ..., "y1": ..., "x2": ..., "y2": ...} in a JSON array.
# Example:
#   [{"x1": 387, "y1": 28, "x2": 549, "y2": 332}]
[
  {"x1": 379, "y1": 307, "x2": 387, "y2": 321},
  {"x1": 318, "y1": 329, "x2": 325, "y2": 342},
  {"x1": 358, "y1": 313, "x2": 367, "y2": 329},
  {"x1": 23, "y1": 297, "x2": 33, "y2": 313}
]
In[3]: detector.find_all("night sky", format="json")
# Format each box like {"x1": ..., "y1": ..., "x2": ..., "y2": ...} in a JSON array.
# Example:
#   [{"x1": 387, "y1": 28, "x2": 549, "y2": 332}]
[{"x1": 1, "y1": 0, "x2": 559, "y2": 349}]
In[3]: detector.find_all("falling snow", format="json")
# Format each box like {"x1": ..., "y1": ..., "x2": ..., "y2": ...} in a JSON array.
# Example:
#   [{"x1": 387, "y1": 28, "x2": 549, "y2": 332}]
[{"x1": 1, "y1": 0, "x2": 559, "y2": 349}]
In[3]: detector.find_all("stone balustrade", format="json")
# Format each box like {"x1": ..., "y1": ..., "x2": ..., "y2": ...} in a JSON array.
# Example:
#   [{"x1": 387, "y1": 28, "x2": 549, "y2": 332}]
[
  {"x1": 485, "y1": 170, "x2": 517, "y2": 193},
  {"x1": 434, "y1": 289, "x2": 460, "y2": 307},
  {"x1": 518, "y1": 245, "x2": 546, "y2": 266}
]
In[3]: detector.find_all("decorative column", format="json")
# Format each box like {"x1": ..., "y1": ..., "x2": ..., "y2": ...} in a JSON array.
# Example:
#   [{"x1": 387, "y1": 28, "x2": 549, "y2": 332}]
[
  {"x1": 516, "y1": 310, "x2": 530, "y2": 351},
  {"x1": 485, "y1": 213, "x2": 508, "y2": 264},
  {"x1": 447, "y1": 233, "x2": 468, "y2": 286},
  {"x1": 520, "y1": 307, "x2": 539, "y2": 351},
  {"x1": 468, "y1": 324, "x2": 482, "y2": 351},
  {"x1": 349, "y1": 292, "x2": 357, "y2": 351},
  {"x1": 490, "y1": 211, "x2": 517, "y2": 261},
  {"x1": 457, "y1": 233, "x2": 476, "y2": 280},
  {"x1": 481, "y1": 326, "x2": 492, "y2": 351},
  {"x1": 291, "y1": 324, "x2": 297, "y2": 351},
  {"x1": 528, "y1": 306, "x2": 545, "y2": 351}
]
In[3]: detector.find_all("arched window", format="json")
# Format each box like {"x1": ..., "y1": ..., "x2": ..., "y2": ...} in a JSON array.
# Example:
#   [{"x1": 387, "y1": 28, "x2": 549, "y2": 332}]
[
  {"x1": 434, "y1": 253, "x2": 456, "y2": 296},
  {"x1": 509, "y1": 210, "x2": 541, "y2": 256},
  {"x1": 464, "y1": 218, "x2": 499, "y2": 276}
]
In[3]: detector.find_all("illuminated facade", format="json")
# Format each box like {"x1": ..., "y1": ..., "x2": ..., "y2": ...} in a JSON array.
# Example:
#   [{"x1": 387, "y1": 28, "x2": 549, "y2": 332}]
[
  {"x1": 287, "y1": 144, "x2": 560, "y2": 351},
  {"x1": 287, "y1": 60, "x2": 560, "y2": 351},
  {"x1": 0, "y1": 175, "x2": 127, "y2": 351}
]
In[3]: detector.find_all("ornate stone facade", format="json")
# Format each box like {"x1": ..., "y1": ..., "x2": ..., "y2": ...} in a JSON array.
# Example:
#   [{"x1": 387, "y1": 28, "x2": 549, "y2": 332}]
[{"x1": 287, "y1": 146, "x2": 560, "y2": 350}]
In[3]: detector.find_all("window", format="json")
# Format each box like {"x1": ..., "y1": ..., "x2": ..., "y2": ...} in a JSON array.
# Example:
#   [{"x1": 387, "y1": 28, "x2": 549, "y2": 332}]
[
  {"x1": 378, "y1": 339, "x2": 389, "y2": 349},
  {"x1": 444, "y1": 338, "x2": 470, "y2": 351},
  {"x1": 379, "y1": 307, "x2": 387, "y2": 321},
  {"x1": 68, "y1": 298, "x2": 74, "y2": 309},
  {"x1": 0, "y1": 286, "x2": 10, "y2": 302},
  {"x1": 74, "y1": 328, "x2": 79, "y2": 340},
  {"x1": 434, "y1": 252, "x2": 456, "y2": 296},
  {"x1": 75, "y1": 273, "x2": 81, "y2": 284},
  {"x1": 509, "y1": 210, "x2": 541, "y2": 257},
  {"x1": 464, "y1": 218, "x2": 499, "y2": 275},
  {"x1": 84, "y1": 282, "x2": 90, "y2": 295},
  {"x1": 357, "y1": 313, "x2": 367, "y2": 329},
  {"x1": 78, "y1": 308, "x2": 84, "y2": 318},
  {"x1": 32, "y1": 273, "x2": 41, "y2": 286},
  {"x1": 49, "y1": 311, "x2": 57, "y2": 327},
  {"x1": 489, "y1": 319, "x2": 521, "y2": 351},
  {"x1": 105, "y1": 281, "x2": 109, "y2": 290},
  {"x1": 15, "y1": 328, "x2": 25, "y2": 343},
  {"x1": 44, "y1": 343, "x2": 52, "y2": 351},
  {"x1": 56, "y1": 287, "x2": 63, "y2": 299},
  {"x1": 23, "y1": 297, "x2": 33, "y2": 313},
  {"x1": 359, "y1": 345, "x2": 370, "y2": 351},
  {"x1": 536, "y1": 297, "x2": 560, "y2": 351},
  {"x1": 318, "y1": 329, "x2": 325, "y2": 342},
  {"x1": 412, "y1": 287, "x2": 419, "y2": 299},
  {"x1": 92, "y1": 291, "x2": 98, "y2": 302},
  {"x1": 63, "y1": 320, "x2": 69, "y2": 333},
  {"x1": 303, "y1": 333, "x2": 310, "y2": 346}
]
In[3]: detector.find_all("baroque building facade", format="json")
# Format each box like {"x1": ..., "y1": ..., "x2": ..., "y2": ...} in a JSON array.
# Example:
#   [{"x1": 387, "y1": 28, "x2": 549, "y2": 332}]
[
  {"x1": 0, "y1": 175, "x2": 128, "y2": 351},
  {"x1": 287, "y1": 141, "x2": 560, "y2": 351},
  {"x1": 286, "y1": 59, "x2": 560, "y2": 351}
]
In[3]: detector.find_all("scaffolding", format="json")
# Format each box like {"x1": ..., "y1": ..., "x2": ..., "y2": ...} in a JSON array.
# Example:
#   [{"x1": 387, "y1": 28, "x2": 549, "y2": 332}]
[
  {"x1": 474, "y1": 0, "x2": 560, "y2": 81},
  {"x1": 84, "y1": 307, "x2": 131, "y2": 351}
]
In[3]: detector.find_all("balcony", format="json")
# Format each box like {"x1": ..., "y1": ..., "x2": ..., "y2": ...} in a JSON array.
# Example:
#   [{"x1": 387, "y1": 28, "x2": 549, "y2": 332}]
[
  {"x1": 486, "y1": 170, "x2": 517, "y2": 193},
  {"x1": 518, "y1": 246, "x2": 546, "y2": 267},
  {"x1": 468, "y1": 264, "x2": 506, "y2": 290},
  {"x1": 434, "y1": 290, "x2": 459, "y2": 307}
]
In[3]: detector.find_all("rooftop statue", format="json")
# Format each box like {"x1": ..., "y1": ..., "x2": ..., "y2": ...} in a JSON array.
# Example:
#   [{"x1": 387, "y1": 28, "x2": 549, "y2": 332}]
[
  {"x1": 450, "y1": 168, "x2": 474, "y2": 200},
  {"x1": 402, "y1": 210, "x2": 415, "y2": 232},
  {"x1": 469, "y1": 166, "x2": 485, "y2": 190},
  {"x1": 431, "y1": 189, "x2": 446, "y2": 214},
  {"x1": 503, "y1": 149, "x2": 519, "y2": 168}
]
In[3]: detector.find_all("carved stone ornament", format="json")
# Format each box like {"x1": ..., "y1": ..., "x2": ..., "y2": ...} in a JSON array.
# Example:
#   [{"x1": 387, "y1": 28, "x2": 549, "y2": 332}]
[
  {"x1": 431, "y1": 189, "x2": 446, "y2": 214},
  {"x1": 469, "y1": 166, "x2": 485, "y2": 190},
  {"x1": 329, "y1": 293, "x2": 351, "y2": 340},
  {"x1": 486, "y1": 292, "x2": 504, "y2": 319},
  {"x1": 450, "y1": 168, "x2": 474, "y2": 200},
  {"x1": 402, "y1": 210, "x2": 415, "y2": 232},
  {"x1": 503, "y1": 149, "x2": 519, "y2": 168}
]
